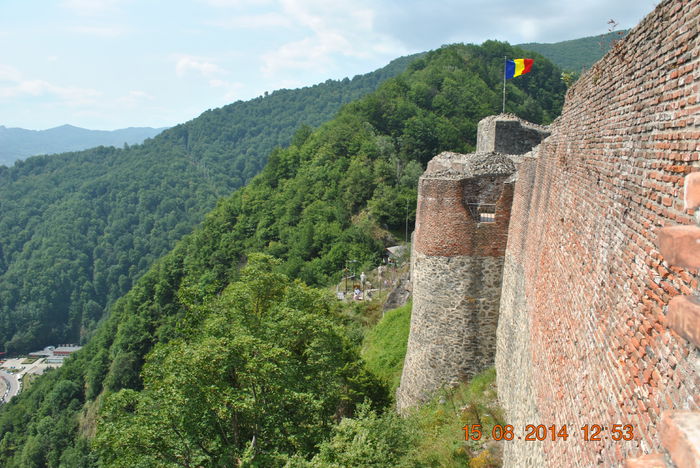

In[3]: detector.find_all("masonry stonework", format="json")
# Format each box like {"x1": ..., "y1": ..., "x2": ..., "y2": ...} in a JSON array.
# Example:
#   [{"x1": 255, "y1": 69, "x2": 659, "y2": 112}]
[
  {"x1": 397, "y1": 117, "x2": 549, "y2": 411},
  {"x1": 397, "y1": 252, "x2": 505, "y2": 407},
  {"x1": 477, "y1": 115, "x2": 552, "y2": 156},
  {"x1": 496, "y1": 0, "x2": 700, "y2": 466}
]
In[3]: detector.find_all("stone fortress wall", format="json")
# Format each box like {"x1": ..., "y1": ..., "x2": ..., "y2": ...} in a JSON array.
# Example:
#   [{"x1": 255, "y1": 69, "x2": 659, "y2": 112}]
[
  {"x1": 399, "y1": 0, "x2": 700, "y2": 465},
  {"x1": 396, "y1": 117, "x2": 549, "y2": 412}
]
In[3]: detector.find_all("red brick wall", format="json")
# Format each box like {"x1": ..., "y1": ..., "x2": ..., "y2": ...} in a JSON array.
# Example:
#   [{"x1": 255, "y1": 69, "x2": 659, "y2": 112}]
[
  {"x1": 414, "y1": 177, "x2": 513, "y2": 257},
  {"x1": 497, "y1": 0, "x2": 700, "y2": 465}
]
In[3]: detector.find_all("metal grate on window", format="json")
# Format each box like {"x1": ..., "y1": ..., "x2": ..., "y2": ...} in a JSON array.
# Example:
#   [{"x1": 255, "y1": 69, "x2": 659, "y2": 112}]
[
  {"x1": 466, "y1": 203, "x2": 496, "y2": 223},
  {"x1": 479, "y1": 212, "x2": 496, "y2": 223}
]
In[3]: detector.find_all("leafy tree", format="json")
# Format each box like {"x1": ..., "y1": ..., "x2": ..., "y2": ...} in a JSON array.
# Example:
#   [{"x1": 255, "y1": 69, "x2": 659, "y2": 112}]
[
  {"x1": 299, "y1": 403, "x2": 414, "y2": 468},
  {"x1": 95, "y1": 255, "x2": 387, "y2": 467}
]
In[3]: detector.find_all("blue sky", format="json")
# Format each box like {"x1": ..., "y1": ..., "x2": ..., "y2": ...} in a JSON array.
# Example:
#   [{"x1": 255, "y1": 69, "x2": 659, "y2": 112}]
[{"x1": 0, "y1": 0, "x2": 655, "y2": 130}]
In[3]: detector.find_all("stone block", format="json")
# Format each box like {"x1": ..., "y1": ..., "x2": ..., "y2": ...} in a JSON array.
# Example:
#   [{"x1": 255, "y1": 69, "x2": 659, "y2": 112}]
[
  {"x1": 656, "y1": 225, "x2": 700, "y2": 269},
  {"x1": 684, "y1": 173, "x2": 700, "y2": 210},
  {"x1": 624, "y1": 453, "x2": 669, "y2": 468},
  {"x1": 660, "y1": 411, "x2": 700, "y2": 468},
  {"x1": 476, "y1": 115, "x2": 550, "y2": 155},
  {"x1": 668, "y1": 296, "x2": 700, "y2": 348}
]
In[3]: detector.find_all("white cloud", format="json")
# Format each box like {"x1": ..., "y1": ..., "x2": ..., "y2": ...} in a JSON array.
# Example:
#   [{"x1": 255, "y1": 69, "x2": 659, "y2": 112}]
[
  {"x1": 370, "y1": 0, "x2": 653, "y2": 50},
  {"x1": 61, "y1": 0, "x2": 127, "y2": 15},
  {"x1": 0, "y1": 65, "x2": 22, "y2": 83},
  {"x1": 173, "y1": 55, "x2": 244, "y2": 100},
  {"x1": 209, "y1": 12, "x2": 292, "y2": 29},
  {"x1": 175, "y1": 56, "x2": 225, "y2": 78},
  {"x1": 262, "y1": 35, "x2": 343, "y2": 75},
  {"x1": 199, "y1": 0, "x2": 272, "y2": 7},
  {"x1": 512, "y1": 18, "x2": 540, "y2": 42},
  {"x1": 209, "y1": 79, "x2": 244, "y2": 100},
  {"x1": 0, "y1": 79, "x2": 101, "y2": 104},
  {"x1": 118, "y1": 90, "x2": 155, "y2": 107},
  {"x1": 261, "y1": 0, "x2": 404, "y2": 76},
  {"x1": 67, "y1": 25, "x2": 128, "y2": 37},
  {"x1": 0, "y1": 65, "x2": 100, "y2": 105}
]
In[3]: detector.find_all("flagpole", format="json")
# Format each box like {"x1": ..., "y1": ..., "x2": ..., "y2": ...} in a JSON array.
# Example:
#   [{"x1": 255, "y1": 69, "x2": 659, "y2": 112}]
[{"x1": 502, "y1": 56, "x2": 506, "y2": 114}]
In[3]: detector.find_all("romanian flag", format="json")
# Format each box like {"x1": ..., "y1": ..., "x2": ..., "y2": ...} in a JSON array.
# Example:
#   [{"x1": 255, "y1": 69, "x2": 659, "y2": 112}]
[{"x1": 505, "y1": 58, "x2": 533, "y2": 79}]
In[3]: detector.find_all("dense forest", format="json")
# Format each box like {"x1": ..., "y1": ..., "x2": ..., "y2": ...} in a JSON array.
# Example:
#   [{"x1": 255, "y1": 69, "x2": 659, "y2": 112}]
[
  {"x1": 0, "y1": 41, "x2": 566, "y2": 467},
  {"x1": 518, "y1": 30, "x2": 628, "y2": 72},
  {"x1": 0, "y1": 53, "x2": 417, "y2": 354}
]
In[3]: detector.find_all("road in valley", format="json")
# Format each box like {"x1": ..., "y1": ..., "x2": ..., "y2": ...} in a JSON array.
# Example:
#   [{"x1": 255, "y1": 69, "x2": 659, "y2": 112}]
[{"x1": 0, "y1": 370, "x2": 19, "y2": 403}]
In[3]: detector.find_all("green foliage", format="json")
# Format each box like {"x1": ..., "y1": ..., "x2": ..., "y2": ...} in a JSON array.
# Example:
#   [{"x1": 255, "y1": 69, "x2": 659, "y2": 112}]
[
  {"x1": 182, "y1": 41, "x2": 565, "y2": 287},
  {"x1": 292, "y1": 368, "x2": 503, "y2": 468},
  {"x1": 561, "y1": 71, "x2": 580, "y2": 88},
  {"x1": 401, "y1": 368, "x2": 503, "y2": 467},
  {"x1": 361, "y1": 302, "x2": 412, "y2": 393},
  {"x1": 0, "y1": 54, "x2": 417, "y2": 354},
  {"x1": 518, "y1": 30, "x2": 628, "y2": 72},
  {"x1": 300, "y1": 402, "x2": 415, "y2": 468},
  {"x1": 94, "y1": 255, "x2": 388, "y2": 467}
]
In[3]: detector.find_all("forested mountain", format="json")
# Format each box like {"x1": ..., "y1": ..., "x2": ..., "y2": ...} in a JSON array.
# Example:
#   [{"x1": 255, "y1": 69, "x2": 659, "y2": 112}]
[
  {"x1": 0, "y1": 41, "x2": 566, "y2": 467},
  {"x1": 0, "y1": 125, "x2": 167, "y2": 167},
  {"x1": 517, "y1": 30, "x2": 628, "y2": 71},
  {"x1": 0, "y1": 53, "x2": 418, "y2": 354}
]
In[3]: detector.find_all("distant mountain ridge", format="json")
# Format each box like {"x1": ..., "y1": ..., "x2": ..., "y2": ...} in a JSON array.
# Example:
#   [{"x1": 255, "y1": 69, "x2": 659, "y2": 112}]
[
  {"x1": 517, "y1": 30, "x2": 629, "y2": 72},
  {"x1": 0, "y1": 124, "x2": 167, "y2": 166}
]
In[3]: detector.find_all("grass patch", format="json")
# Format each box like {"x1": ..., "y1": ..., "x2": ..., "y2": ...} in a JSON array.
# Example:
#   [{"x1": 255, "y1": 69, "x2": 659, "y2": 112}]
[
  {"x1": 405, "y1": 367, "x2": 504, "y2": 467},
  {"x1": 302, "y1": 367, "x2": 504, "y2": 467},
  {"x1": 323, "y1": 296, "x2": 505, "y2": 467},
  {"x1": 361, "y1": 301, "x2": 412, "y2": 393}
]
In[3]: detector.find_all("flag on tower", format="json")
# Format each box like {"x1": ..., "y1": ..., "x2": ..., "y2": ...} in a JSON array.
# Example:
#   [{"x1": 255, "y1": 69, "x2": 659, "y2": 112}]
[{"x1": 505, "y1": 58, "x2": 533, "y2": 79}]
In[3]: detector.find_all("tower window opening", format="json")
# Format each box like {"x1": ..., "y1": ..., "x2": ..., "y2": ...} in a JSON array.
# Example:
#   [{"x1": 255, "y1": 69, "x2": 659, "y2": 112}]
[{"x1": 467, "y1": 203, "x2": 496, "y2": 223}]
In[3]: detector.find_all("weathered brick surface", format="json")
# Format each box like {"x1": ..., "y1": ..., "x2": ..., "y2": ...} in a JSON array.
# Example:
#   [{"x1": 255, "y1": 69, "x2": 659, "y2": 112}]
[
  {"x1": 398, "y1": 123, "x2": 537, "y2": 411},
  {"x1": 413, "y1": 154, "x2": 516, "y2": 257},
  {"x1": 660, "y1": 412, "x2": 700, "y2": 468},
  {"x1": 656, "y1": 225, "x2": 700, "y2": 268},
  {"x1": 668, "y1": 295, "x2": 700, "y2": 347},
  {"x1": 683, "y1": 173, "x2": 700, "y2": 210},
  {"x1": 496, "y1": 0, "x2": 700, "y2": 466},
  {"x1": 625, "y1": 453, "x2": 670, "y2": 468}
]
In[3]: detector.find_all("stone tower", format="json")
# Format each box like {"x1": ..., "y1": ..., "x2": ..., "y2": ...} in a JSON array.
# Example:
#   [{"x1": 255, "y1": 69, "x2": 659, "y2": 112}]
[{"x1": 396, "y1": 114, "x2": 549, "y2": 411}]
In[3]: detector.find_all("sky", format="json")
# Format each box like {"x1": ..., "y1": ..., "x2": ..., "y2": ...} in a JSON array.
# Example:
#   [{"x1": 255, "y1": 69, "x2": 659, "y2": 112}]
[{"x1": 0, "y1": 0, "x2": 656, "y2": 130}]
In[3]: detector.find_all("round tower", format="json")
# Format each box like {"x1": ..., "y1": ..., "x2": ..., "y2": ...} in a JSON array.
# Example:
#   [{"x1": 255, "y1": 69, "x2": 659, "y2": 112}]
[{"x1": 396, "y1": 115, "x2": 549, "y2": 411}]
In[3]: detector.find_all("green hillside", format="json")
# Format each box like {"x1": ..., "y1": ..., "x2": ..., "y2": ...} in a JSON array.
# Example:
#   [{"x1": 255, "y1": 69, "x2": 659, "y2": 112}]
[
  {"x1": 518, "y1": 30, "x2": 628, "y2": 71},
  {"x1": 0, "y1": 54, "x2": 416, "y2": 354},
  {"x1": 0, "y1": 41, "x2": 566, "y2": 467}
]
